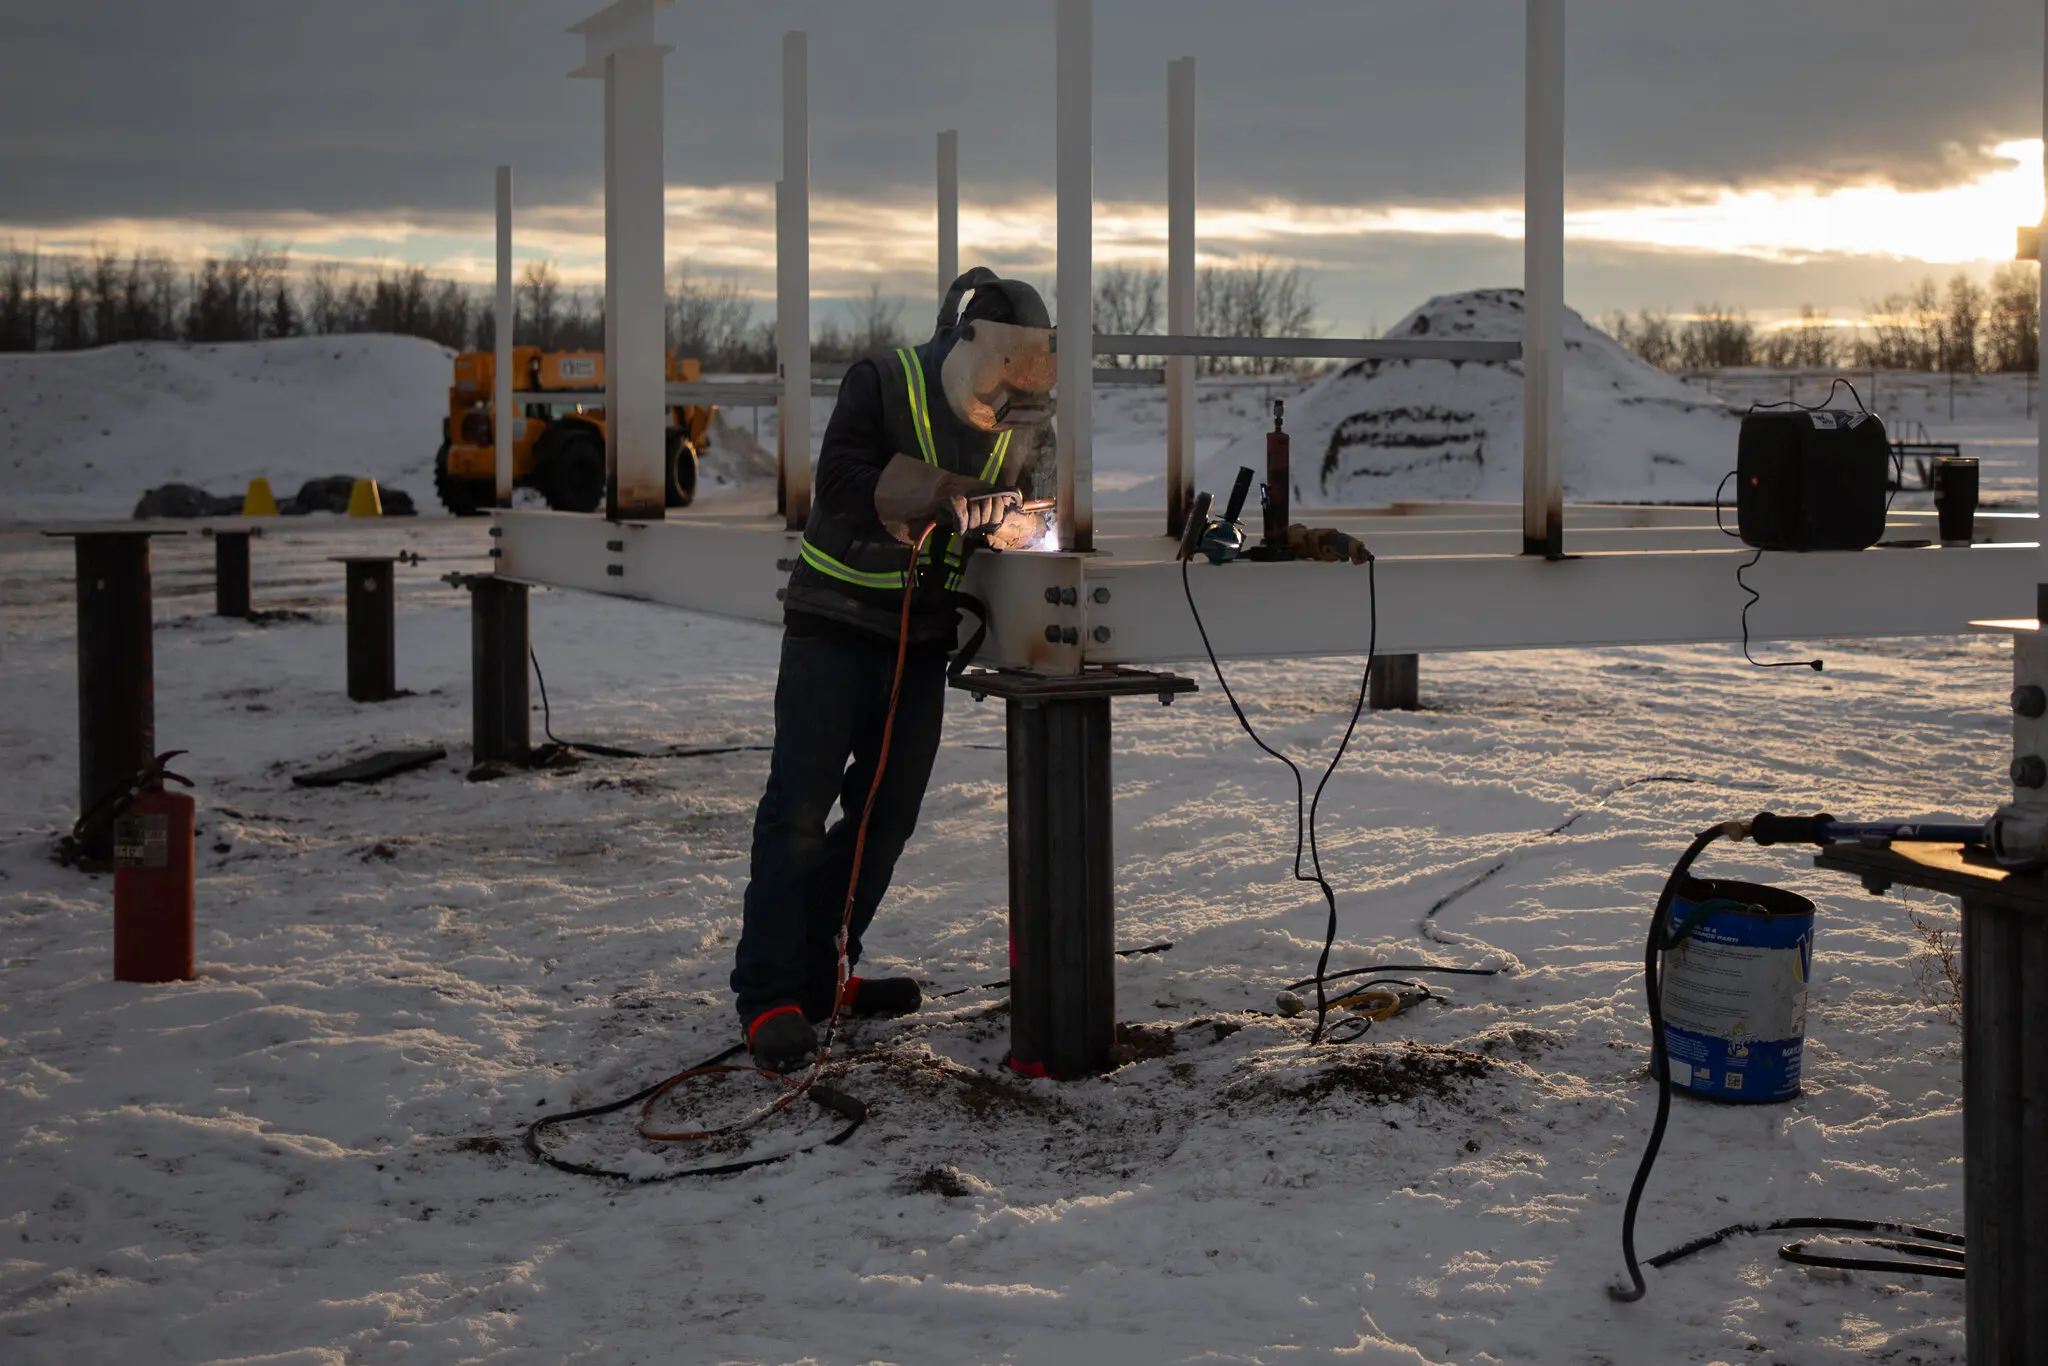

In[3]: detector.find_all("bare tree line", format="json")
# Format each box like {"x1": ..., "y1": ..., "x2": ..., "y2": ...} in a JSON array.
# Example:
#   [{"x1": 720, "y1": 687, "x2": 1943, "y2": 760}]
[
  {"x1": 1606, "y1": 265, "x2": 2041, "y2": 374},
  {"x1": 1091, "y1": 258, "x2": 1320, "y2": 373}
]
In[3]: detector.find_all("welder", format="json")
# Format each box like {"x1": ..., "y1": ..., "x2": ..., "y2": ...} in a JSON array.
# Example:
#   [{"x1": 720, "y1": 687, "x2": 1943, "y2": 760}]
[{"x1": 731, "y1": 267, "x2": 1056, "y2": 1073}]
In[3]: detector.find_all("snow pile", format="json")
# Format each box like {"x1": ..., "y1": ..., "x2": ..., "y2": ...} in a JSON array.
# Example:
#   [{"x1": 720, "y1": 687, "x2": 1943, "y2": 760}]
[
  {"x1": 1204, "y1": 289, "x2": 1743, "y2": 507},
  {"x1": 0, "y1": 336, "x2": 454, "y2": 523}
]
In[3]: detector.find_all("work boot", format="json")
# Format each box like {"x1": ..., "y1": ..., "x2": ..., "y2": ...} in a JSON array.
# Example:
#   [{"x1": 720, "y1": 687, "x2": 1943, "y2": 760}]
[
  {"x1": 840, "y1": 975, "x2": 922, "y2": 1019},
  {"x1": 745, "y1": 1005, "x2": 818, "y2": 1074}
]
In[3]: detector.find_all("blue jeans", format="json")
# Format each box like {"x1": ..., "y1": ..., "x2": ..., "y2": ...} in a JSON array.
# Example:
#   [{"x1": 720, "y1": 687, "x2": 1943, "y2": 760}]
[{"x1": 730, "y1": 629, "x2": 949, "y2": 1022}]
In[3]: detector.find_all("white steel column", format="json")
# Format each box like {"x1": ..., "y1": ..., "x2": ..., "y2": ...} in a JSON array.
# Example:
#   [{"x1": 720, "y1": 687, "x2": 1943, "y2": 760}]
[
  {"x1": 938, "y1": 129, "x2": 959, "y2": 307},
  {"x1": 1523, "y1": 0, "x2": 1565, "y2": 557},
  {"x1": 1056, "y1": 0, "x2": 1094, "y2": 552},
  {"x1": 780, "y1": 31, "x2": 812, "y2": 530},
  {"x1": 1165, "y1": 56, "x2": 1196, "y2": 538},
  {"x1": 571, "y1": 1, "x2": 672, "y2": 521},
  {"x1": 2038, "y1": 0, "x2": 2047, "y2": 606},
  {"x1": 494, "y1": 165, "x2": 515, "y2": 506}
]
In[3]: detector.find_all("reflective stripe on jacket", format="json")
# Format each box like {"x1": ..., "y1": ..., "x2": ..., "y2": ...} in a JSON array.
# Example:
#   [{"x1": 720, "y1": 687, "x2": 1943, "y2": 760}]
[{"x1": 783, "y1": 342, "x2": 1012, "y2": 641}]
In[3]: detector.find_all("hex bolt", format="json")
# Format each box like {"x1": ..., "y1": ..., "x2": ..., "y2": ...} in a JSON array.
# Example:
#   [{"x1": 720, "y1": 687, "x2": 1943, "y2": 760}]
[
  {"x1": 1044, "y1": 625, "x2": 1062, "y2": 643},
  {"x1": 2015, "y1": 685, "x2": 2047, "y2": 718},
  {"x1": 1092, "y1": 626, "x2": 1112, "y2": 643},
  {"x1": 1061, "y1": 587, "x2": 1079, "y2": 607},
  {"x1": 606, "y1": 540, "x2": 625, "y2": 553},
  {"x1": 2014, "y1": 754, "x2": 2047, "y2": 789},
  {"x1": 1061, "y1": 627, "x2": 1080, "y2": 646},
  {"x1": 1044, "y1": 587, "x2": 1062, "y2": 605},
  {"x1": 1092, "y1": 587, "x2": 1111, "y2": 604}
]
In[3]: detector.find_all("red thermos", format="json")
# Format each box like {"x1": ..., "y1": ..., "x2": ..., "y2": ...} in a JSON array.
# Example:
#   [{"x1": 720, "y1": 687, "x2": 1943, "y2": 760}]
[{"x1": 112, "y1": 752, "x2": 196, "y2": 983}]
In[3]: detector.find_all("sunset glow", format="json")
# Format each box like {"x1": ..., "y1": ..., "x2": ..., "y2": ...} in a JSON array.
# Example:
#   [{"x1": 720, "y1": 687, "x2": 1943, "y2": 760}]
[{"x1": 6, "y1": 142, "x2": 2040, "y2": 305}]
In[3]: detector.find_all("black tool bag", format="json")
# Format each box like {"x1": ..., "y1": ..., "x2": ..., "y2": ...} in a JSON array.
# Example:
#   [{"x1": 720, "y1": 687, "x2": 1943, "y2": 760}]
[{"x1": 1735, "y1": 409, "x2": 1891, "y2": 552}]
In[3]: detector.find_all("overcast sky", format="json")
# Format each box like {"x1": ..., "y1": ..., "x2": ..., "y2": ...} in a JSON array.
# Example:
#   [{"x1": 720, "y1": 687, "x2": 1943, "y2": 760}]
[{"x1": 3, "y1": 1, "x2": 2043, "y2": 332}]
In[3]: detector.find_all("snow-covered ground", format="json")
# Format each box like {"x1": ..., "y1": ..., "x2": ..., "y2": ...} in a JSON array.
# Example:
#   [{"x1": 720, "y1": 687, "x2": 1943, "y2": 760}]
[{"x1": 0, "y1": 518, "x2": 1997, "y2": 1364}]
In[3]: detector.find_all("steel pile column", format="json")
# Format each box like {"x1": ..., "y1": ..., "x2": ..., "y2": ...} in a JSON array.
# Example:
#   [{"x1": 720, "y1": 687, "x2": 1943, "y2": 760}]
[
  {"x1": 957, "y1": 668, "x2": 1194, "y2": 1078},
  {"x1": 70, "y1": 531, "x2": 157, "y2": 865},
  {"x1": 1961, "y1": 891, "x2": 2048, "y2": 1361},
  {"x1": 1369, "y1": 653, "x2": 1419, "y2": 711},
  {"x1": 468, "y1": 577, "x2": 530, "y2": 766},
  {"x1": 1007, "y1": 692, "x2": 1115, "y2": 1077},
  {"x1": 213, "y1": 530, "x2": 251, "y2": 618},
  {"x1": 340, "y1": 557, "x2": 397, "y2": 702}
]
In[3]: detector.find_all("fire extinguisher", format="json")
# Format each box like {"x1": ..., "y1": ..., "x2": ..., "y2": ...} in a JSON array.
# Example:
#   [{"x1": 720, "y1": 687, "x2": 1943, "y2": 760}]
[{"x1": 111, "y1": 750, "x2": 197, "y2": 983}]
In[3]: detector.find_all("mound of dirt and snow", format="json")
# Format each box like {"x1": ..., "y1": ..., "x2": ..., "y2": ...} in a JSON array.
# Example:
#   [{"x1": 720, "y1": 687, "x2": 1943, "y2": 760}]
[
  {"x1": 0, "y1": 335, "x2": 454, "y2": 523},
  {"x1": 1202, "y1": 288, "x2": 1742, "y2": 507},
  {"x1": 0, "y1": 335, "x2": 782, "y2": 523}
]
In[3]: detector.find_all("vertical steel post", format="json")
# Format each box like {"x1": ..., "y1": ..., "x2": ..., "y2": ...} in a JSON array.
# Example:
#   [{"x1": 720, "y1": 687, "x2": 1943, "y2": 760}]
[
  {"x1": 73, "y1": 532, "x2": 155, "y2": 866},
  {"x1": 937, "y1": 129, "x2": 959, "y2": 309},
  {"x1": 342, "y1": 558, "x2": 397, "y2": 703},
  {"x1": 780, "y1": 31, "x2": 813, "y2": 530},
  {"x1": 774, "y1": 179, "x2": 788, "y2": 518},
  {"x1": 469, "y1": 578, "x2": 531, "y2": 767},
  {"x1": 1055, "y1": 0, "x2": 1095, "y2": 552},
  {"x1": 1523, "y1": 0, "x2": 1565, "y2": 558},
  {"x1": 1369, "y1": 653, "x2": 1420, "y2": 711},
  {"x1": 213, "y1": 530, "x2": 251, "y2": 618},
  {"x1": 570, "y1": 1, "x2": 671, "y2": 521},
  {"x1": 1006, "y1": 695, "x2": 1116, "y2": 1078},
  {"x1": 495, "y1": 164, "x2": 515, "y2": 506},
  {"x1": 1166, "y1": 56, "x2": 1197, "y2": 539},
  {"x1": 1961, "y1": 892, "x2": 2048, "y2": 1362},
  {"x1": 2038, "y1": 0, "x2": 2048, "y2": 597}
]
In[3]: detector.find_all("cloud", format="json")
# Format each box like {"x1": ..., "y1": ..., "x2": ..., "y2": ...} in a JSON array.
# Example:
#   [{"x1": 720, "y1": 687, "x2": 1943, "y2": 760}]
[{"x1": 4, "y1": 0, "x2": 2041, "y2": 224}]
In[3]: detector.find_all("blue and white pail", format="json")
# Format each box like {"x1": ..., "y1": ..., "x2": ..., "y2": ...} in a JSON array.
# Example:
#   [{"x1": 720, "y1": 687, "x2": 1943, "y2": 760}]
[{"x1": 1658, "y1": 875, "x2": 1815, "y2": 1104}]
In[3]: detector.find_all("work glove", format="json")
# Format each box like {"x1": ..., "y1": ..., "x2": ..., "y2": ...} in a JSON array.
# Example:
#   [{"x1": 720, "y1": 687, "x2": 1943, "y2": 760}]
[
  {"x1": 985, "y1": 506, "x2": 1051, "y2": 552},
  {"x1": 1287, "y1": 524, "x2": 1372, "y2": 564},
  {"x1": 946, "y1": 490, "x2": 1020, "y2": 535}
]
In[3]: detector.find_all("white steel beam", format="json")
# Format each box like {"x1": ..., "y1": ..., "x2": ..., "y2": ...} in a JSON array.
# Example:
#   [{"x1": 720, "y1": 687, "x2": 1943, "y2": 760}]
[
  {"x1": 2039, "y1": 0, "x2": 2047, "y2": 607},
  {"x1": 1056, "y1": 0, "x2": 1094, "y2": 551},
  {"x1": 780, "y1": 32, "x2": 812, "y2": 530},
  {"x1": 1523, "y1": 0, "x2": 1565, "y2": 557},
  {"x1": 1166, "y1": 56, "x2": 1197, "y2": 539},
  {"x1": 571, "y1": 2, "x2": 671, "y2": 521},
  {"x1": 1096, "y1": 334, "x2": 1518, "y2": 363},
  {"x1": 492, "y1": 510, "x2": 2036, "y2": 674},
  {"x1": 937, "y1": 129, "x2": 959, "y2": 310},
  {"x1": 494, "y1": 165, "x2": 515, "y2": 506}
]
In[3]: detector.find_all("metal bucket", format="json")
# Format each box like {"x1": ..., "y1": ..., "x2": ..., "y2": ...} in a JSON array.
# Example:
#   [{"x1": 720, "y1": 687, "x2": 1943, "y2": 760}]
[{"x1": 1658, "y1": 875, "x2": 1815, "y2": 1103}]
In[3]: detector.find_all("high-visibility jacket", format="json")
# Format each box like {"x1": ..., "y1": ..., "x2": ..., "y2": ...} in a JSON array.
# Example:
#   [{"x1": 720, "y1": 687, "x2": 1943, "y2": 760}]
[{"x1": 782, "y1": 340, "x2": 1014, "y2": 644}]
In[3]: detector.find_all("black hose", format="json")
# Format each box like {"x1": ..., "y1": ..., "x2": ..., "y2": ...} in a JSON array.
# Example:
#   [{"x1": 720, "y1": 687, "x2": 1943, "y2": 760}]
[{"x1": 1610, "y1": 824, "x2": 1728, "y2": 1302}]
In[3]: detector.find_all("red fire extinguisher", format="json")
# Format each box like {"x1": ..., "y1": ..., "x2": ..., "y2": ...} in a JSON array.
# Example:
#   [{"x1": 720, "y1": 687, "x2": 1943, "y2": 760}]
[{"x1": 111, "y1": 750, "x2": 196, "y2": 983}]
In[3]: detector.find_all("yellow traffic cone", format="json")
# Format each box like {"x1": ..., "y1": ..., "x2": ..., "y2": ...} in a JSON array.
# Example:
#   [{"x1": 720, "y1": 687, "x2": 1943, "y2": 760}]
[
  {"x1": 242, "y1": 476, "x2": 279, "y2": 517},
  {"x1": 346, "y1": 477, "x2": 384, "y2": 517}
]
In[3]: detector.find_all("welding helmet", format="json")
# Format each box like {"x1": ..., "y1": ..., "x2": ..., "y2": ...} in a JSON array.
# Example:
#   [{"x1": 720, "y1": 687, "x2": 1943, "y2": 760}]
[{"x1": 936, "y1": 268, "x2": 1056, "y2": 432}]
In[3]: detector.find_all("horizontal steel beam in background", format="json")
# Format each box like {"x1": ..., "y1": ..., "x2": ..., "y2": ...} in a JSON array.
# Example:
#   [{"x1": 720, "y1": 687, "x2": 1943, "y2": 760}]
[
  {"x1": 489, "y1": 508, "x2": 2037, "y2": 676},
  {"x1": 1090, "y1": 334, "x2": 1523, "y2": 363}
]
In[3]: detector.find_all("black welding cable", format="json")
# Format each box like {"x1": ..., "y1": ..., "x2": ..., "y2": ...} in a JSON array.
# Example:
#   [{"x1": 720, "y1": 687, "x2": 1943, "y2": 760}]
[
  {"x1": 521, "y1": 1042, "x2": 866, "y2": 1183},
  {"x1": 1647, "y1": 1217, "x2": 1963, "y2": 1281},
  {"x1": 528, "y1": 645, "x2": 772, "y2": 761},
  {"x1": 1610, "y1": 823, "x2": 1736, "y2": 1302},
  {"x1": 1181, "y1": 553, "x2": 1376, "y2": 1044},
  {"x1": 1420, "y1": 772, "x2": 1717, "y2": 944}
]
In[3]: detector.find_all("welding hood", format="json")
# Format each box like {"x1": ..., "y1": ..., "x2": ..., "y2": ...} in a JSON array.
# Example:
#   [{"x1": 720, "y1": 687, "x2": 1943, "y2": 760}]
[{"x1": 935, "y1": 269, "x2": 1056, "y2": 433}]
